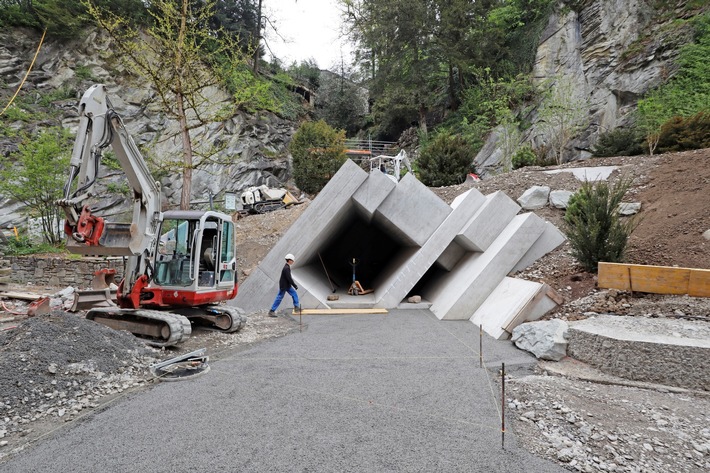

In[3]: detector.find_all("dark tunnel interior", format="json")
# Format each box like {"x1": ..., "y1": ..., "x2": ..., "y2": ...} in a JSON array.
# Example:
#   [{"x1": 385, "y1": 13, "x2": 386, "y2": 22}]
[{"x1": 315, "y1": 213, "x2": 412, "y2": 291}]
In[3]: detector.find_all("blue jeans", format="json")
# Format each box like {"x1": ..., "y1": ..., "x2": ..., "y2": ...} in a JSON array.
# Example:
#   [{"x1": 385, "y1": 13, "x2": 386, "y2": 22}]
[{"x1": 270, "y1": 287, "x2": 299, "y2": 311}]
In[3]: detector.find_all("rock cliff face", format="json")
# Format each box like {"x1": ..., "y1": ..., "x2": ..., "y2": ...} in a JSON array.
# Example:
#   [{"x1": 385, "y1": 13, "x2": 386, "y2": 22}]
[
  {"x1": 0, "y1": 28, "x2": 296, "y2": 229},
  {"x1": 474, "y1": 0, "x2": 702, "y2": 173}
]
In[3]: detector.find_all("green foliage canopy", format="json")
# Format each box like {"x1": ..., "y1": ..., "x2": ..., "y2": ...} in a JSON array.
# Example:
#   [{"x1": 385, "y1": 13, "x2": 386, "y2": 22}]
[
  {"x1": 637, "y1": 12, "x2": 710, "y2": 153},
  {"x1": 417, "y1": 131, "x2": 475, "y2": 187},
  {"x1": 0, "y1": 127, "x2": 71, "y2": 244},
  {"x1": 563, "y1": 177, "x2": 639, "y2": 273},
  {"x1": 289, "y1": 120, "x2": 347, "y2": 194}
]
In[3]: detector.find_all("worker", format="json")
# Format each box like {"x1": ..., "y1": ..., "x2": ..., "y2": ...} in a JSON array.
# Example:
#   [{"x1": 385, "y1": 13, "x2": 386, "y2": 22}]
[{"x1": 268, "y1": 253, "x2": 300, "y2": 316}]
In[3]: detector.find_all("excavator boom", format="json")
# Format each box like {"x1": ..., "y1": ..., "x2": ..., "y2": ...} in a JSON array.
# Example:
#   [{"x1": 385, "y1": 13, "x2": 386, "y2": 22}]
[{"x1": 56, "y1": 84, "x2": 245, "y2": 347}]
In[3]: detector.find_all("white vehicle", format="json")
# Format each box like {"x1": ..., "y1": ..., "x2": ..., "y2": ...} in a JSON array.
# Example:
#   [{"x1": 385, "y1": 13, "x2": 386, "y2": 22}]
[
  {"x1": 369, "y1": 149, "x2": 413, "y2": 183},
  {"x1": 240, "y1": 185, "x2": 299, "y2": 214}
]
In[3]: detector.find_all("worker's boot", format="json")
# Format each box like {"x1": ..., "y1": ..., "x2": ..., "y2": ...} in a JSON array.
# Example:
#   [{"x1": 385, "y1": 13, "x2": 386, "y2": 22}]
[{"x1": 268, "y1": 310, "x2": 277, "y2": 317}]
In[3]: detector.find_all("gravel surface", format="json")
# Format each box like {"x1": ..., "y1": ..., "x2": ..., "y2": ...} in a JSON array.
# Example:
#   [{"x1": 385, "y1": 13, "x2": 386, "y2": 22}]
[{"x1": 1, "y1": 149, "x2": 709, "y2": 470}]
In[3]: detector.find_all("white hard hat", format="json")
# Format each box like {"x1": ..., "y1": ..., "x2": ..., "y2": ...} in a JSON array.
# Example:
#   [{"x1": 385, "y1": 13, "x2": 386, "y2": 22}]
[{"x1": 285, "y1": 253, "x2": 295, "y2": 261}]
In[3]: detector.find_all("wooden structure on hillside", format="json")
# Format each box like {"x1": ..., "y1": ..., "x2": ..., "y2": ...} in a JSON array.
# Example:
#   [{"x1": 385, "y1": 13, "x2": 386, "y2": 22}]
[{"x1": 598, "y1": 262, "x2": 710, "y2": 297}]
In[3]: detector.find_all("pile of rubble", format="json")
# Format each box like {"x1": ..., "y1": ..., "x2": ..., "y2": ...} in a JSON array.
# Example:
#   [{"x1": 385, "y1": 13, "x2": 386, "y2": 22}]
[
  {"x1": 0, "y1": 310, "x2": 160, "y2": 456},
  {"x1": 508, "y1": 374, "x2": 710, "y2": 473}
]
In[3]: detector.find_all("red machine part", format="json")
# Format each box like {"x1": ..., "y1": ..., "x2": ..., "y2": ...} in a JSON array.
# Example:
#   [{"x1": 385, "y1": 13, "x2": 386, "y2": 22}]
[{"x1": 65, "y1": 205, "x2": 105, "y2": 246}]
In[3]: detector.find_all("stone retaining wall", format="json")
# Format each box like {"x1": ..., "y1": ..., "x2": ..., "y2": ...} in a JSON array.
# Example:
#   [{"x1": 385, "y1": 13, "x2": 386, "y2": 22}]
[
  {"x1": 567, "y1": 322, "x2": 710, "y2": 392},
  {"x1": 4, "y1": 256, "x2": 125, "y2": 288}
]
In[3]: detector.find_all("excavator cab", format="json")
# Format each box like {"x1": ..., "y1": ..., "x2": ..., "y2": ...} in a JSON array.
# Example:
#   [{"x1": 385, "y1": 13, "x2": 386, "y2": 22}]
[{"x1": 153, "y1": 210, "x2": 237, "y2": 297}]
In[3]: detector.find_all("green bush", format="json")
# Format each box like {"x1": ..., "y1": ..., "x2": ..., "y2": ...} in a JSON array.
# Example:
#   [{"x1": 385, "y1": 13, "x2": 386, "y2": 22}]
[
  {"x1": 657, "y1": 111, "x2": 710, "y2": 152},
  {"x1": 564, "y1": 177, "x2": 639, "y2": 272},
  {"x1": 511, "y1": 145, "x2": 537, "y2": 169},
  {"x1": 2, "y1": 235, "x2": 63, "y2": 256},
  {"x1": 592, "y1": 128, "x2": 645, "y2": 157},
  {"x1": 417, "y1": 132, "x2": 476, "y2": 186},
  {"x1": 290, "y1": 120, "x2": 347, "y2": 194}
]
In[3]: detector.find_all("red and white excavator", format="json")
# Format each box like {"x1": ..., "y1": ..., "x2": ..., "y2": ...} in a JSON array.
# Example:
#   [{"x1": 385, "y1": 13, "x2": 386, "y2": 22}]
[{"x1": 57, "y1": 84, "x2": 245, "y2": 347}]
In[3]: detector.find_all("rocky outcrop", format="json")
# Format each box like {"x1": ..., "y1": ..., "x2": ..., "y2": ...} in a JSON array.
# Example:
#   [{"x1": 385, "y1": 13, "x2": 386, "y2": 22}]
[
  {"x1": 0, "y1": 28, "x2": 296, "y2": 228},
  {"x1": 475, "y1": 0, "x2": 700, "y2": 173}
]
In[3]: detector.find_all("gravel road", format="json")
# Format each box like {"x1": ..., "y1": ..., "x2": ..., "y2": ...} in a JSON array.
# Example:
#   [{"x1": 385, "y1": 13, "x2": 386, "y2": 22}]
[{"x1": 0, "y1": 309, "x2": 564, "y2": 472}]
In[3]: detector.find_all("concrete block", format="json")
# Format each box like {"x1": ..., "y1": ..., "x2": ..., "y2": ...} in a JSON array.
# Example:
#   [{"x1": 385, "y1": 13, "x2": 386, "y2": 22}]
[
  {"x1": 429, "y1": 213, "x2": 547, "y2": 320},
  {"x1": 456, "y1": 191, "x2": 520, "y2": 252},
  {"x1": 567, "y1": 314, "x2": 710, "y2": 390},
  {"x1": 375, "y1": 188, "x2": 486, "y2": 308},
  {"x1": 470, "y1": 278, "x2": 558, "y2": 340},
  {"x1": 232, "y1": 160, "x2": 368, "y2": 311},
  {"x1": 229, "y1": 266, "x2": 275, "y2": 312},
  {"x1": 436, "y1": 241, "x2": 467, "y2": 272},
  {"x1": 374, "y1": 173, "x2": 451, "y2": 247},
  {"x1": 352, "y1": 170, "x2": 397, "y2": 222},
  {"x1": 511, "y1": 221, "x2": 566, "y2": 273},
  {"x1": 544, "y1": 166, "x2": 618, "y2": 181}
]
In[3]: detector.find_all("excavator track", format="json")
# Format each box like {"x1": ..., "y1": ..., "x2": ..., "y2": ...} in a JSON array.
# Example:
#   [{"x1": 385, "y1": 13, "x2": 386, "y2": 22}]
[
  {"x1": 85, "y1": 308, "x2": 192, "y2": 347},
  {"x1": 252, "y1": 200, "x2": 286, "y2": 214},
  {"x1": 183, "y1": 305, "x2": 247, "y2": 333}
]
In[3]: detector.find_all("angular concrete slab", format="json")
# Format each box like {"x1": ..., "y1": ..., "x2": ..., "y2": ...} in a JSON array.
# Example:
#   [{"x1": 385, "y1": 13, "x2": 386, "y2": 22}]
[
  {"x1": 373, "y1": 173, "x2": 451, "y2": 247},
  {"x1": 511, "y1": 221, "x2": 566, "y2": 273},
  {"x1": 232, "y1": 160, "x2": 368, "y2": 312},
  {"x1": 471, "y1": 277, "x2": 559, "y2": 340},
  {"x1": 544, "y1": 166, "x2": 618, "y2": 181},
  {"x1": 456, "y1": 191, "x2": 520, "y2": 252},
  {"x1": 233, "y1": 159, "x2": 566, "y2": 323},
  {"x1": 429, "y1": 213, "x2": 547, "y2": 320},
  {"x1": 376, "y1": 188, "x2": 487, "y2": 308},
  {"x1": 352, "y1": 170, "x2": 397, "y2": 222}
]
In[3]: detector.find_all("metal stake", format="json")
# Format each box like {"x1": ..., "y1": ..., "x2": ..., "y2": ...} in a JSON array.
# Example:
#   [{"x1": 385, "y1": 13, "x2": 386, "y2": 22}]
[
  {"x1": 501, "y1": 362, "x2": 506, "y2": 450},
  {"x1": 479, "y1": 326, "x2": 483, "y2": 368}
]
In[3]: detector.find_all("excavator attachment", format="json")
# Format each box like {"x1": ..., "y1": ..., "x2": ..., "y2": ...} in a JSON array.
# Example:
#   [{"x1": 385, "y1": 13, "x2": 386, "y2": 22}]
[
  {"x1": 71, "y1": 268, "x2": 118, "y2": 311},
  {"x1": 66, "y1": 222, "x2": 135, "y2": 256}
]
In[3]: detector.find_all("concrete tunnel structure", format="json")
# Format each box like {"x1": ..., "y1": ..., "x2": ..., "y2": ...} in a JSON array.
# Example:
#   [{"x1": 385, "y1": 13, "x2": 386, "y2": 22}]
[{"x1": 231, "y1": 160, "x2": 566, "y2": 339}]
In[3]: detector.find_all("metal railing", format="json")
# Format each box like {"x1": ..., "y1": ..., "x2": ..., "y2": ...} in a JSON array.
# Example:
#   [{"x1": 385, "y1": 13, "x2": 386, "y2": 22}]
[{"x1": 344, "y1": 138, "x2": 398, "y2": 157}]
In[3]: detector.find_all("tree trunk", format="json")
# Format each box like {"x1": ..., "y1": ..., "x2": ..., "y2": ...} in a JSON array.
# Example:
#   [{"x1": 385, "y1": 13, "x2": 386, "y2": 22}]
[
  {"x1": 253, "y1": 0, "x2": 263, "y2": 74},
  {"x1": 448, "y1": 63, "x2": 460, "y2": 111},
  {"x1": 418, "y1": 104, "x2": 428, "y2": 136},
  {"x1": 176, "y1": 91, "x2": 193, "y2": 210}
]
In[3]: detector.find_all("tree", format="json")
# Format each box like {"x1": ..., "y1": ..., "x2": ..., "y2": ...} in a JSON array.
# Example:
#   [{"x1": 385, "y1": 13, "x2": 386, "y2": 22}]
[
  {"x1": 316, "y1": 71, "x2": 367, "y2": 136},
  {"x1": 636, "y1": 96, "x2": 667, "y2": 155},
  {"x1": 563, "y1": 176, "x2": 639, "y2": 272},
  {"x1": 0, "y1": 128, "x2": 71, "y2": 244},
  {"x1": 417, "y1": 131, "x2": 475, "y2": 186},
  {"x1": 85, "y1": 0, "x2": 252, "y2": 209},
  {"x1": 536, "y1": 78, "x2": 589, "y2": 164},
  {"x1": 289, "y1": 120, "x2": 347, "y2": 194}
]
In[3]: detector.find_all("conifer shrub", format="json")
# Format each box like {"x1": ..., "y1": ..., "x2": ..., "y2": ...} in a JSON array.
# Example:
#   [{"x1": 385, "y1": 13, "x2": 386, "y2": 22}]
[
  {"x1": 592, "y1": 128, "x2": 645, "y2": 157},
  {"x1": 511, "y1": 145, "x2": 537, "y2": 169},
  {"x1": 289, "y1": 120, "x2": 346, "y2": 194},
  {"x1": 417, "y1": 132, "x2": 475, "y2": 186},
  {"x1": 563, "y1": 176, "x2": 639, "y2": 272},
  {"x1": 657, "y1": 111, "x2": 710, "y2": 152}
]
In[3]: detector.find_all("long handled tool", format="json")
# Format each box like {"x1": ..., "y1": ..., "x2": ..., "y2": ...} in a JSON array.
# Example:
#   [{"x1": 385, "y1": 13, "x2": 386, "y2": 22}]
[{"x1": 318, "y1": 252, "x2": 338, "y2": 293}]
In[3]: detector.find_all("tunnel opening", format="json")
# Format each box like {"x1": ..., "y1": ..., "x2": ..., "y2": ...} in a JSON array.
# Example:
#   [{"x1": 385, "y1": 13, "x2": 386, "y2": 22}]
[{"x1": 301, "y1": 211, "x2": 418, "y2": 304}]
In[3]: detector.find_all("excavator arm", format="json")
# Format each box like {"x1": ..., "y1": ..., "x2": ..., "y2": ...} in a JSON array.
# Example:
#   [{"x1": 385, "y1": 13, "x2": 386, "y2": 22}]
[{"x1": 58, "y1": 84, "x2": 162, "y2": 257}]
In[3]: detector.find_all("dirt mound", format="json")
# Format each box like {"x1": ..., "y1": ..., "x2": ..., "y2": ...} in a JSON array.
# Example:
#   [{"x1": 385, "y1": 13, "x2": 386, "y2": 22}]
[{"x1": 0, "y1": 310, "x2": 154, "y2": 403}]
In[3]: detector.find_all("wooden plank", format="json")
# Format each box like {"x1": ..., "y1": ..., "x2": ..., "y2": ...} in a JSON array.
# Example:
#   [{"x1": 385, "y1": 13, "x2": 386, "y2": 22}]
[
  {"x1": 0, "y1": 291, "x2": 42, "y2": 301},
  {"x1": 295, "y1": 308, "x2": 388, "y2": 315},
  {"x1": 688, "y1": 269, "x2": 710, "y2": 297},
  {"x1": 598, "y1": 262, "x2": 697, "y2": 295}
]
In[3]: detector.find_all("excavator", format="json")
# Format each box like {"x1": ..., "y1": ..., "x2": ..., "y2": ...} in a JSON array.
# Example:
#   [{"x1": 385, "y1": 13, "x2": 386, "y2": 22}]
[{"x1": 57, "y1": 84, "x2": 246, "y2": 347}]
